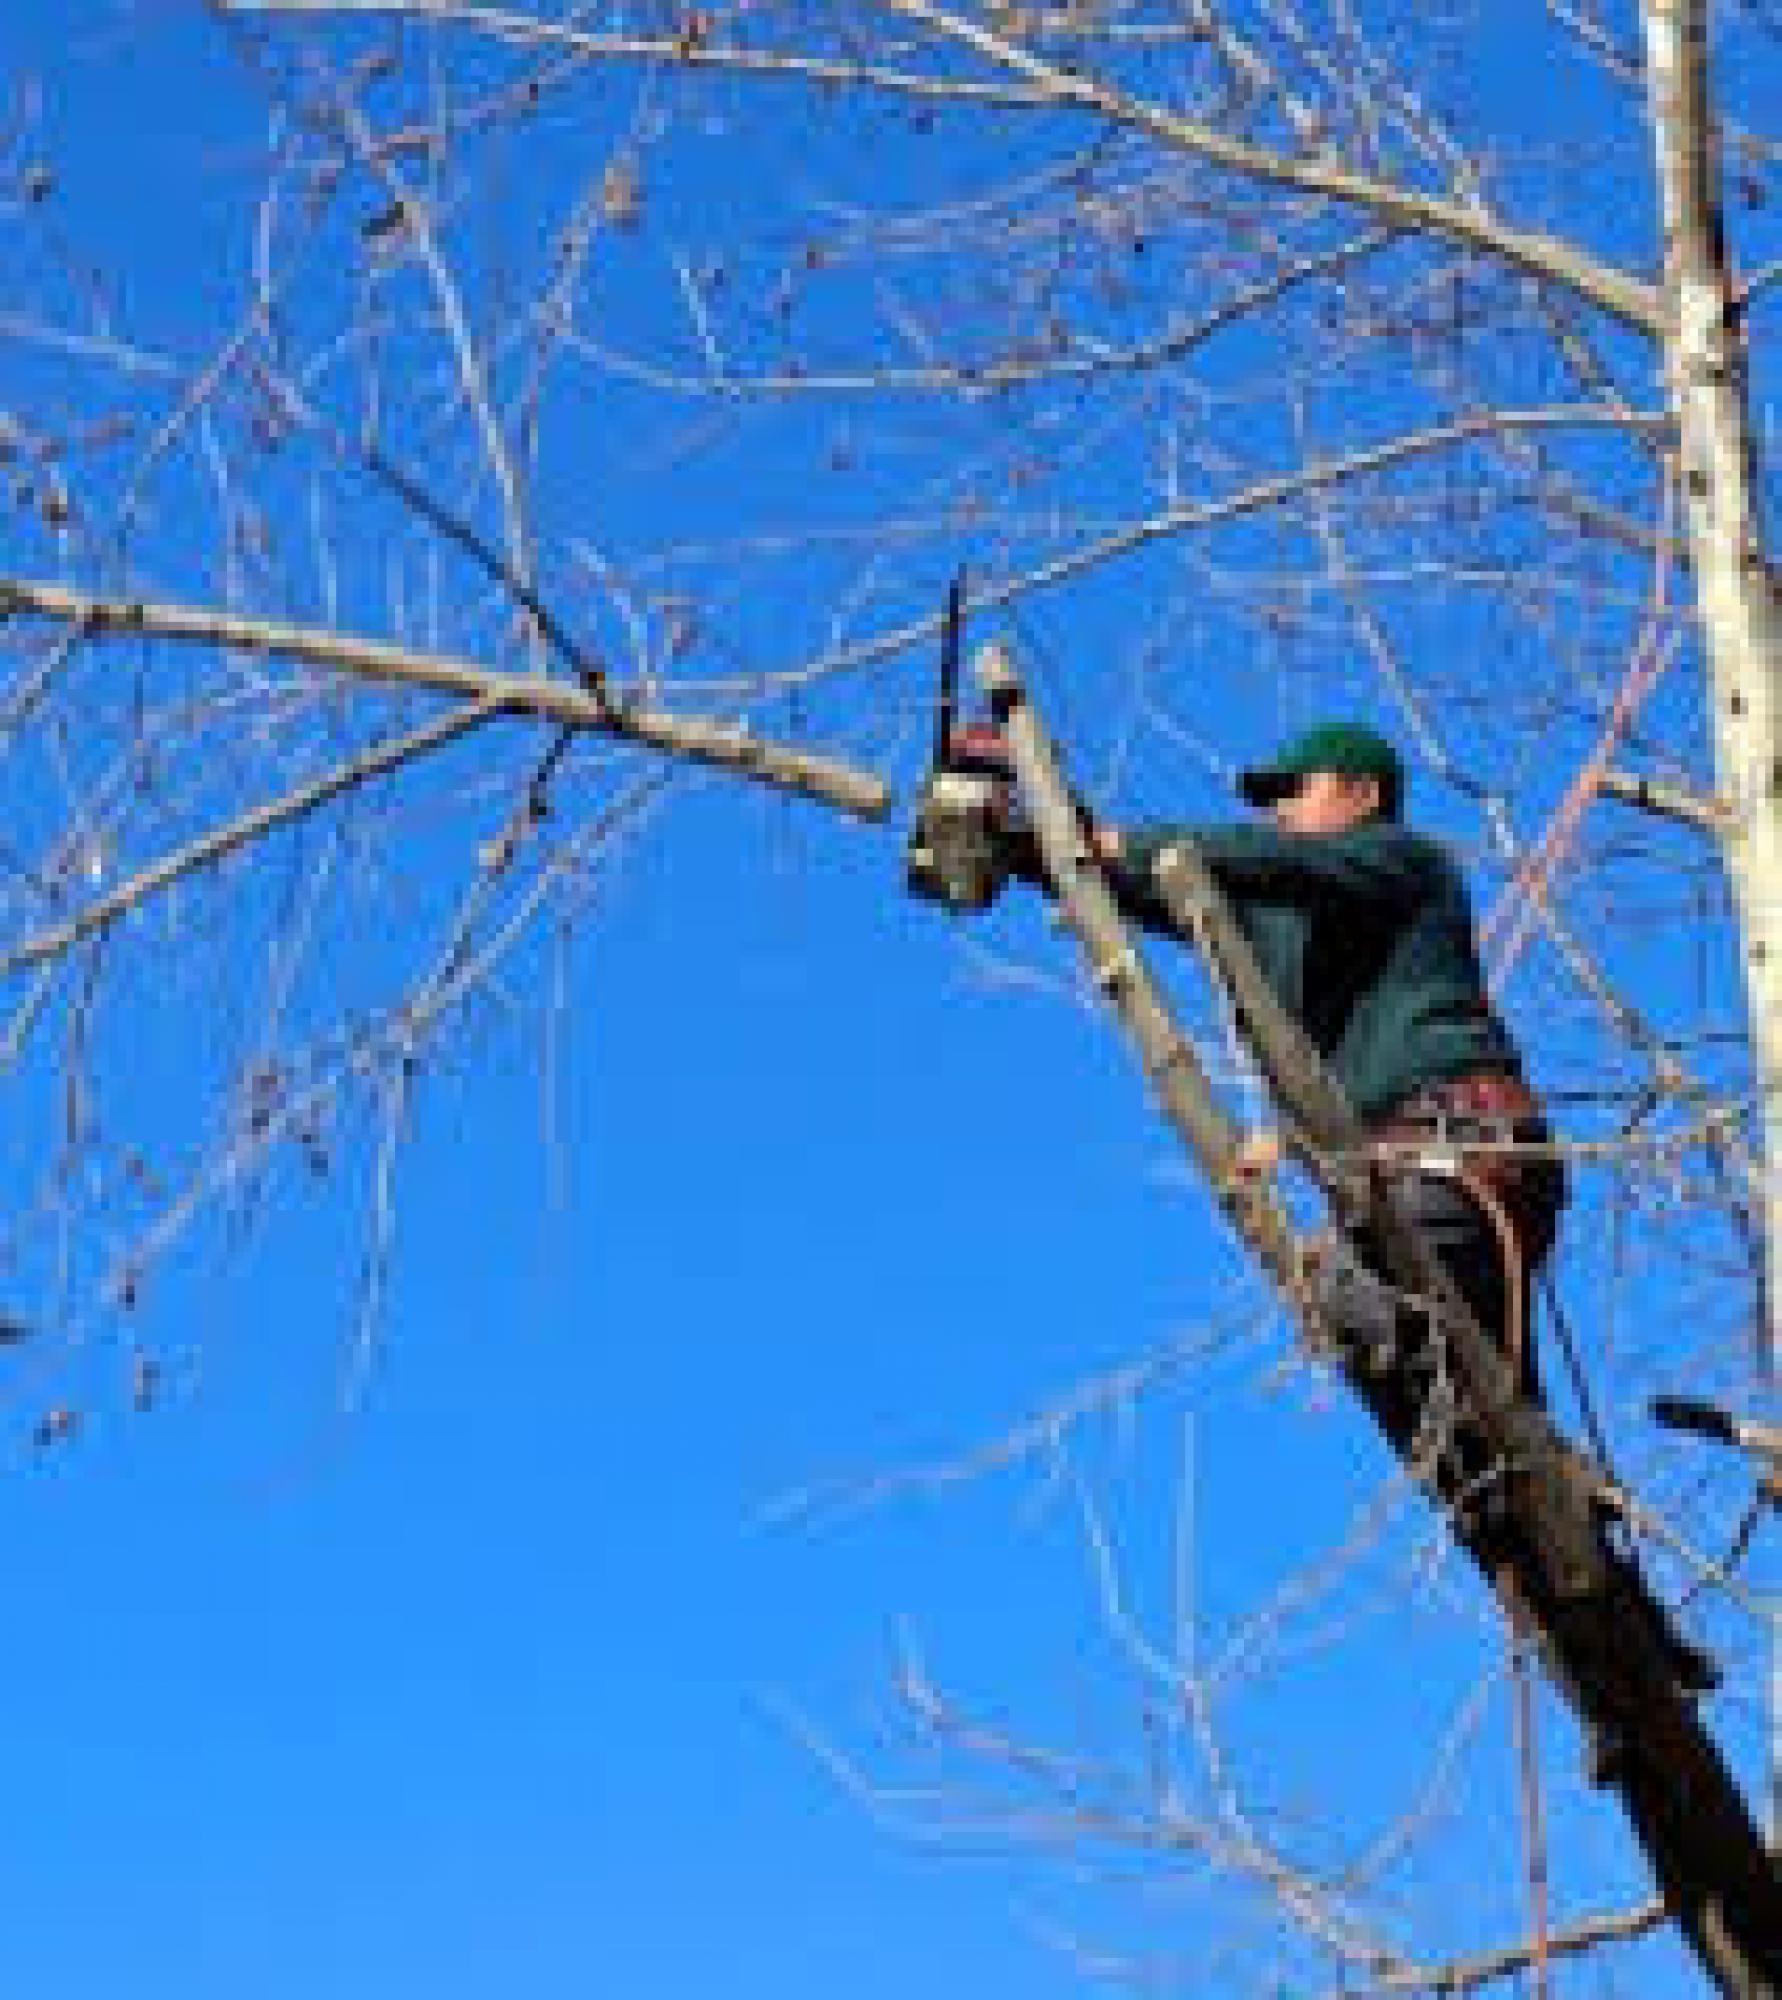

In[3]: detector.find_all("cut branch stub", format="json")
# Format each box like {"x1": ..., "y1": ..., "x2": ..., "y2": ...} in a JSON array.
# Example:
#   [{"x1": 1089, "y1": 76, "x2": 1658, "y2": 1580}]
[{"x1": 974, "y1": 641, "x2": 1305, "y2": 1290}]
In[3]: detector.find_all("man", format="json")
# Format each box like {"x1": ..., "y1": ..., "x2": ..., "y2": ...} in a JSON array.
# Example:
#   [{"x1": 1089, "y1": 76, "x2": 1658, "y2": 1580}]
[
  {"x1": 993, "y1": 719, "x2": 1729, "y2": 1698},
  {"x1": 1013, "y1": 721, "x2": 1566, "y2": 1400}
]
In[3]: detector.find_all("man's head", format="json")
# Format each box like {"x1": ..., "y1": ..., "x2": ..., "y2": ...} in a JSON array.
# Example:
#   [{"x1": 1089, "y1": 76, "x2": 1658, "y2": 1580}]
[{"x1": 1238, "y1": 723, "x2": 1403, "y2": 835}]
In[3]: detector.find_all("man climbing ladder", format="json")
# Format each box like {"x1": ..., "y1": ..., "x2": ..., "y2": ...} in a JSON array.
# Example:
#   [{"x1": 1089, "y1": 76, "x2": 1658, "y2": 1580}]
[
  {"x1": 970, "y1": 710, "x2": 1716, "y2": 1697},
  {"x1": 909, "y1": 647, "x2": 1778, "y2": 1986},
  {"x1": 998, "y1": 719, "x2": 1566, "y2": 1407}
]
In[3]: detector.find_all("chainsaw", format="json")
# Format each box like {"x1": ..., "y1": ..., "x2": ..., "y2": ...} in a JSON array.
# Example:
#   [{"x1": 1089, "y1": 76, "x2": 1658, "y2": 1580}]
[{"x1": 904, "y1": 574, "x2": 1017, "y2": 912}]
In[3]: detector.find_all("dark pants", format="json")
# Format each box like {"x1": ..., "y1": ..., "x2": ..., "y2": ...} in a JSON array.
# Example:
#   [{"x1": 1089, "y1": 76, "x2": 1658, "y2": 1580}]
[
  {"x1": 1318, "y1": 1167, "x2": 1550, "y2": 1424},
  {"x1": 1315, "y1": 1151, "x2": 1719, "y2": 1697}
]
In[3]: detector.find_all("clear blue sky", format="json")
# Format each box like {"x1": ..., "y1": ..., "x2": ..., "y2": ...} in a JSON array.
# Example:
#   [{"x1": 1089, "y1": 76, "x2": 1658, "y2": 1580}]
[{"x1": 1, "y1": 5, "x2": 1769, "y2": 1995}]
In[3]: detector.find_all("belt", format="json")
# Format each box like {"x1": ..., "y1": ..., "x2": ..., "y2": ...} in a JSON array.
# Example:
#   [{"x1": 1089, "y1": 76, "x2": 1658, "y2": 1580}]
[
  {"x1": 1370, "y1": 1070, "x2": 1547, "y2": 1150},
  {"x1": 1367, "y1": 1070, "x2": 1565, "y2": 1266}
]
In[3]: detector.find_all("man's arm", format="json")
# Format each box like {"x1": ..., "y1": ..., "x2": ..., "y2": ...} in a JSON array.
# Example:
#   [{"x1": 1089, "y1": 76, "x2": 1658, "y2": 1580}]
[
  {"x1": 1114, "y1": 819, "x2": 1436, "y2": 910},
  {"x1": 996, "y1": 817, "x2": 1182, "y2": 935},
  {"x1": 988, "y1": 764, "x2": 1434, "y2": 927}
]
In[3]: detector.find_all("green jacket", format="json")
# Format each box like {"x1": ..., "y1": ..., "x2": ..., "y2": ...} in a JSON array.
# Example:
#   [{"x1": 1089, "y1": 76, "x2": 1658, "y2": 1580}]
[{"x1": 1106, "y1": 819, "x2": 1522, "y2": 1122}]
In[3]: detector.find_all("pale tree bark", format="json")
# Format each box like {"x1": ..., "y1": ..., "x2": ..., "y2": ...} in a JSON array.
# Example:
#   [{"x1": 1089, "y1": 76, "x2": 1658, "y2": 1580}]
[{"x1": 1641, "y1": 0, "x2": 1782, "y2": 1362}]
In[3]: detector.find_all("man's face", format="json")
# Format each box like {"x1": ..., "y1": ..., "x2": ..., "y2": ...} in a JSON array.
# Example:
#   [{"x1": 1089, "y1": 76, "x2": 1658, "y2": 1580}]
[{"x1": 1270, "y1": 770, "x2": 1383, "y2": 835}]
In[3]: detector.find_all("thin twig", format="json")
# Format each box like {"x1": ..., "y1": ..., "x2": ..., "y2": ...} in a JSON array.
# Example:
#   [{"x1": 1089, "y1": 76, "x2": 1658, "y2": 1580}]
[
  {"x1": 1360, "y1": 1894, "x2": 1667, "y2": 1994},
  {"x1": 1, "y1": 697, "x2": 501, "y2": 978}
]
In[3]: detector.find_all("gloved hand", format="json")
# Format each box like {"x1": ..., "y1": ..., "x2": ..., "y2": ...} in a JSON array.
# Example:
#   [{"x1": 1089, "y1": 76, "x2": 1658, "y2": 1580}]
[{"x1": 949, "y1": 724, "x2": 1016, "y2": 777}]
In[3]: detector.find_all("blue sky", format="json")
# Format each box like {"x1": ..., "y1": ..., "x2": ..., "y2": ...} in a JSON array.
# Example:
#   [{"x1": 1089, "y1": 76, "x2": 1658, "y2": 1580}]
[{"x1": 1, "y1": 5, "x2": 1775, "y2": 1995}]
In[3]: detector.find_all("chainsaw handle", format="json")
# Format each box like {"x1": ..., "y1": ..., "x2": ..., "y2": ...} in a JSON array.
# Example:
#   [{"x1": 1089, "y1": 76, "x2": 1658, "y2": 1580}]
[{"x1": 934, "y1": 572, "x2": 965, "y2": 768}]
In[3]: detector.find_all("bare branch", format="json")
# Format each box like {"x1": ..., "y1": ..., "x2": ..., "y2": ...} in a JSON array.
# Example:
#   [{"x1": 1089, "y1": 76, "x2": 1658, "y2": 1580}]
[
  {"x1": 882, "y1": 0, "x2": 1662, "y2": 332},
  {"x1": 1367, "y1": 1893, "x2": 1668, "y2": 1995},
  {"x1": 228, "y1": 0, "x2": 1662, "y2": 328},
  {"x1": 741, "y1": 405, "x2": 1670, "y2": 699},
  {"x1": 1599, "y1": 766, "x2": 1736, "y2": 831},
  {"x1": 0, "y1": 578, "x2": 891, "y2": 820},
  {"x1": 216, "y1": 0, "x2": 1063, "y2": 108},
  {"x1": 0, "y1": 696, "x2": 501, "y2": 980},
  {"x1": 562, "y1": 226, "x2": 1403, "y2": 399}
]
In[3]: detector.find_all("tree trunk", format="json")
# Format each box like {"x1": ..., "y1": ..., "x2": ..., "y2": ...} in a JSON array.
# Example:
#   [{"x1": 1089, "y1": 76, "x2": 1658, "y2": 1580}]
[{"x1": 1641, "y1": 0, "x2": 1782, "y2": 1361}]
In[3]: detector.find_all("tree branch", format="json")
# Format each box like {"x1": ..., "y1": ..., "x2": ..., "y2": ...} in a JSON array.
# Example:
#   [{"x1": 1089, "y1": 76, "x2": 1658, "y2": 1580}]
[
  {"x1": 0, "y1": 697, "x2": 501, "y2": 980},
  {"x1": 216, "y1": 0, "x2": 1062, "y2": 109},
  {"x1": 1598, "y1": 766, "x2": 1734, "y2": 831},
  {"x1": 0, "y1": 578, "x2": 891, "y2": 821},
  {"x1": 976, "y1": 640, "x2": 1307, "y2": 1286},
  {"x1": 1368, "y1": 1893, "x2": 1667, "y2": 1995},
  {"x1": 562, "y1": 227, "x2": 1403, "y2": 400},
  {"x1": 227, "y1": 0, "x2": 1661, "y2": 331},
  {"x1": 742, "y1": 405, "x2": 1669, "y2": 700},
  {"x1": 882, "y1": 0, "x2": 1662, "y2": 333}
]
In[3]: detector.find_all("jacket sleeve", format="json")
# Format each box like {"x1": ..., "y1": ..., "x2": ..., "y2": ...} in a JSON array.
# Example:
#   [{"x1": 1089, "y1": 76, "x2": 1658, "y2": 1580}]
[
  {"x1": 999, "y1": 821, "x2": 1181, "y2": 937},
  {"x1": 1120, "y1": 820, "x2": 1437, "y2": 911}
]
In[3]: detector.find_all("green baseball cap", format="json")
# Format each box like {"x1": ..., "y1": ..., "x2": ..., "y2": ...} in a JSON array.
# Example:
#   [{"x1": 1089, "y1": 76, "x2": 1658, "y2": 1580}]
[{"x1": 1239, "y1": 722, "x2": 1404, "y2": 815}]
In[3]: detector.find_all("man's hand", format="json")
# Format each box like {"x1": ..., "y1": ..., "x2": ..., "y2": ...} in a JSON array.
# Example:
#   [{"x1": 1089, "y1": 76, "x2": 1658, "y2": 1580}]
[
  {"x1": 951, "y1": 725, "x2": 1015, "y2": 775},
  {"x1": 1233, "y1": 1128, "x2": 1283, "y2": 1179}
]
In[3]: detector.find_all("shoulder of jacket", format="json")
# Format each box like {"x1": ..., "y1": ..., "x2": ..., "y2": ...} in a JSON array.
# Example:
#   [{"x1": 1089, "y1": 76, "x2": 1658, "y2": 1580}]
[
  {"x1": 1349, "y1": 820, "x2": 1441, "y2": 861},
  {"x1": 1400, "y1": 826, "x2": 1472, "y2": 889},
  {"x1": 1349, "y1": 821, "x2": 1458, "y2": 889}
]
